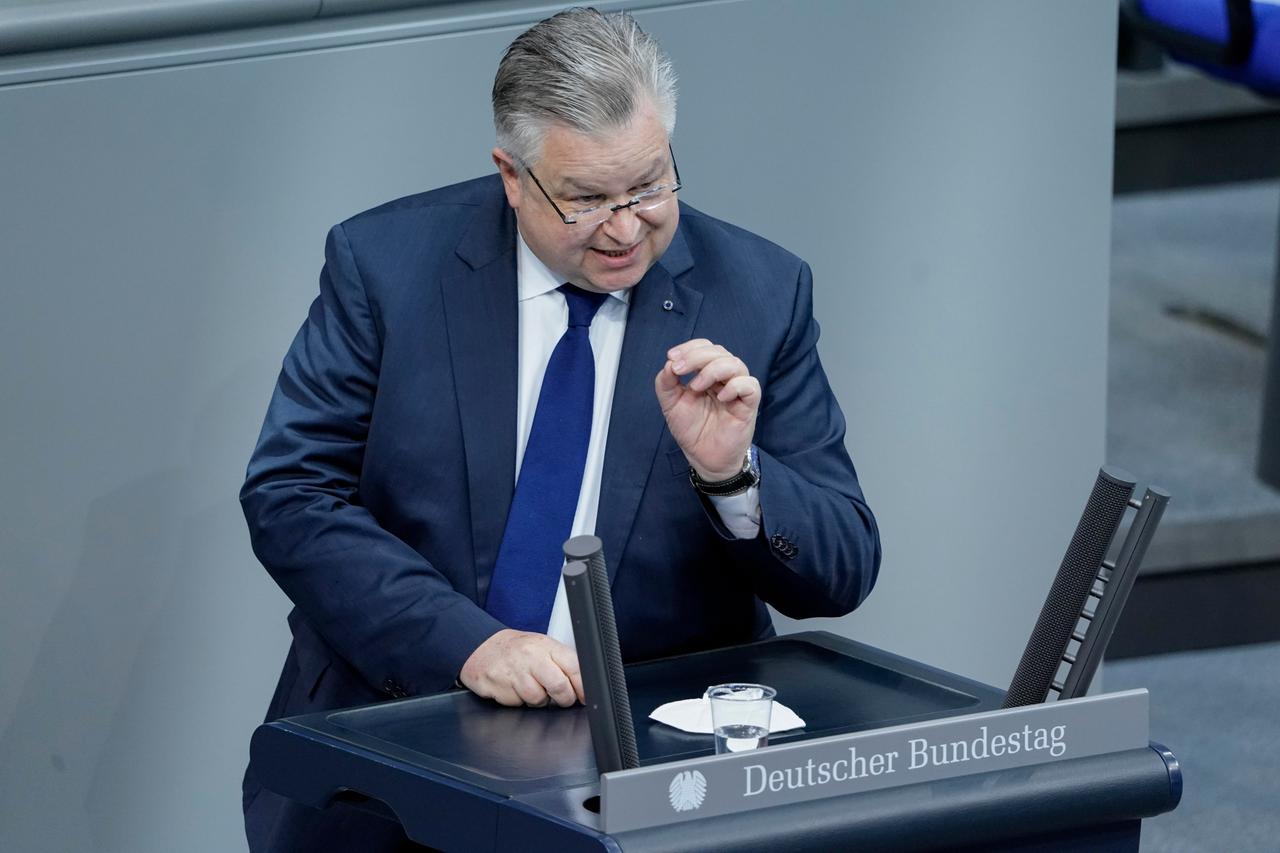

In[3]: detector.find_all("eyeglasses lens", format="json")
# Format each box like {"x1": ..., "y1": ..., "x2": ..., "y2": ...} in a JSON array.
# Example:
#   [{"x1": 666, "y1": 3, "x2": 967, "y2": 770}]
[{"x1": 572, "y1": 188, "x2": 676, "y2": 228}]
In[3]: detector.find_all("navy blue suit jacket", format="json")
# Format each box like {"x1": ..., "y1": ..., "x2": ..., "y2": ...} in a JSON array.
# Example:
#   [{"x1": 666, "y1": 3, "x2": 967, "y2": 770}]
[{"x1": 240, "y1": 174, "x2": 879, "y2": 848}]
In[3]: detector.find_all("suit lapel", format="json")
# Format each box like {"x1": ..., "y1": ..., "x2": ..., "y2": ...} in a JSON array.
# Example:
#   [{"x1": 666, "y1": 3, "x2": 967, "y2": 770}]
[
  {"x1": 442, "y1": 191, "x2": 519, "y2": 605},
  {"x1": 597, "y1": 225, "x2": 700, "y2": 581}
]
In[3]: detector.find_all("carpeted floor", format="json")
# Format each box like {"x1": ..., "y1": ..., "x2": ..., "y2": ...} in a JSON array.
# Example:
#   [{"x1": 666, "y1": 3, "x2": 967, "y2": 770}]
[
  {"x1": 1109, "y1": 180, "x2": 1280, "y2": 568},
  {"x1": 1103, "y1": 642, "x2": 1280, "y2": 852},
  {"x1": 1105, "y1": 180, "x2": 1280, "y2": 850}
]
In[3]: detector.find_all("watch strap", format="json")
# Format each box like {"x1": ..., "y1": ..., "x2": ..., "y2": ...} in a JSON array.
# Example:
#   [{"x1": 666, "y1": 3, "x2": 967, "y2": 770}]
[{"x1": 689, "y1": 449, "x2": 760, "y2": 497}]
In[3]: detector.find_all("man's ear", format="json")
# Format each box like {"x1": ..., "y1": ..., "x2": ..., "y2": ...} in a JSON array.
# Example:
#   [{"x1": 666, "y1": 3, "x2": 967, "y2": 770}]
[{"x1": 492, "y1": 147, "x2": 522, "y2": 211}]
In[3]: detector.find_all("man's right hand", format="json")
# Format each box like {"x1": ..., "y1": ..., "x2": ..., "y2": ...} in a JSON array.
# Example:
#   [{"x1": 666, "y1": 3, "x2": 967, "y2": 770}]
[{"x1": 459, "y1": 629, "x2": 585, "y2": 707}]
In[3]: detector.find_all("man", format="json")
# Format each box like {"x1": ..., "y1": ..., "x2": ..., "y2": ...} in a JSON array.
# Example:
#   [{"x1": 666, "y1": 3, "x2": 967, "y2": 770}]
[{"x1": 241, "y1": 7, "x2": 880, "y2": 851}]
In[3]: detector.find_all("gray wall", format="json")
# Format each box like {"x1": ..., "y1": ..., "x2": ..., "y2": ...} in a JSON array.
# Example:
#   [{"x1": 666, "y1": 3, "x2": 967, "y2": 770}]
[{"x1": 0, "y1": 2, "x2": 1117, "y2": 851}]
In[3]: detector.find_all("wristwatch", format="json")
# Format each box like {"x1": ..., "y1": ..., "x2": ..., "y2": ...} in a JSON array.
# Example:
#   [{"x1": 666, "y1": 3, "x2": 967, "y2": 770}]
[{"x1": 689, "y1": 447, "x2": 760, "y2": 497}]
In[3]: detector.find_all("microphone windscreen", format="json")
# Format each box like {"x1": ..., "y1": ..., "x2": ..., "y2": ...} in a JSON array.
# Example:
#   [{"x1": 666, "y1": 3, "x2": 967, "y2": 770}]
[{"x1": 1003, "y1": 468, "x2": 1134, "y2": 707}]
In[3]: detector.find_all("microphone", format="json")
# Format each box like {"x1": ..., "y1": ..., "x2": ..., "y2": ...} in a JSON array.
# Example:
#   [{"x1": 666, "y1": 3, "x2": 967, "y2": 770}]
[{"x1": 562, "y1": 535, "x2": 639, "y2": 773}]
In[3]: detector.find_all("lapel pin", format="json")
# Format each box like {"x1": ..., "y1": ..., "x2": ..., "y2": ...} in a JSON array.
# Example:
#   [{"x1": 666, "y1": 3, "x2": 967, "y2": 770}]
[{"x1": 662, "y1": 299, "x2": 674, "y2": 311}]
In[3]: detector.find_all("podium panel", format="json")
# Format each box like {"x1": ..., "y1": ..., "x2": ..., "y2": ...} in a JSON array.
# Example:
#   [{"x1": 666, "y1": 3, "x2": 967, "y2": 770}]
[{"x1": 251, "y1": 632, "x2": 1180, "y2": 851}]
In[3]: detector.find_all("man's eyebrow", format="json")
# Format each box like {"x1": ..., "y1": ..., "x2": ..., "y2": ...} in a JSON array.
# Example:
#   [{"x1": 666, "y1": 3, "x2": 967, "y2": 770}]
[
  {"x1": 557, "y1": 176, "x2": 598, "y2": 193},
  {"x1": 637, "y1": 154, "x2": 667, "y2": 180},
  {"x1": 556, "y1": 154, "x2": 668, "y2": 194}
]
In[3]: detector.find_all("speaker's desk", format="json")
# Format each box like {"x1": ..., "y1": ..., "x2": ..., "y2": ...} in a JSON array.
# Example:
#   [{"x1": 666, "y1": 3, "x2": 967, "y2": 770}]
[{"x1": 251, "y1": 631, "x2": 1181, "y2": 851}]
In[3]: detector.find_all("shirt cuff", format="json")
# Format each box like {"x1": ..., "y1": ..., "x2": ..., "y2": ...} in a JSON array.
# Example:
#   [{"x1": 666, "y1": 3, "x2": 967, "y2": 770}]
[{"x1": 707, "y1": 486, "x2": 762, "y2": 539}]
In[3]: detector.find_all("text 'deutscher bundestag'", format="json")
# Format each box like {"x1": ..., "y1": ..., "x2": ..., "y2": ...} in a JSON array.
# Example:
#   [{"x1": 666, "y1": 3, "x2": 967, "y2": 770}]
[{"x1": 601, "y1": 689, "x2": 1149, "y2": 833}]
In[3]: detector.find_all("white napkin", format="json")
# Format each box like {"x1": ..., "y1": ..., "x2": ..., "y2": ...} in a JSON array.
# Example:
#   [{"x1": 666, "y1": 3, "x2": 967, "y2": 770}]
[{"x1": 649, "y1": 696, "x2": 806, "y2": 734}]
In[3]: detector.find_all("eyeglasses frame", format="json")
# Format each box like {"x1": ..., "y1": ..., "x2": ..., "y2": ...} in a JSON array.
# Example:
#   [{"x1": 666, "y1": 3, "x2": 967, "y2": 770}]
[{"x1": 525, "y1": 145, "x2": 682, "y2": 227}]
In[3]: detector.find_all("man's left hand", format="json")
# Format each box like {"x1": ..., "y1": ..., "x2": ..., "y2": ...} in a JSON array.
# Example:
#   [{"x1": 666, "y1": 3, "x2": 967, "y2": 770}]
[{"x1": 654, "y1": 338, "x2": 760, "y2": 480}]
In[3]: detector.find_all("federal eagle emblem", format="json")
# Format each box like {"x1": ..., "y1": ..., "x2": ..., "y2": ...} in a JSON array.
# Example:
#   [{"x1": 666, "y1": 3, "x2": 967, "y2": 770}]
[{"x1": 667, "y1": 769, "x2": 707, "y2": 811}]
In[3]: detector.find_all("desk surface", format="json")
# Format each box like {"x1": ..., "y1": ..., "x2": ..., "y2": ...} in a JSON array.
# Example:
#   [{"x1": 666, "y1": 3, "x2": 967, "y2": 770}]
[{"x1": 280, "y1": 631, "x2": 1004, "y2": 797}]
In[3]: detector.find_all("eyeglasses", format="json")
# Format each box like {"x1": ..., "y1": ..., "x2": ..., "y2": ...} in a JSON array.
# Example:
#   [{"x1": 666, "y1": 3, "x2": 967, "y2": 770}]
[{"x1": 526, "y1": 146, "x2": 682, "y2": 229}]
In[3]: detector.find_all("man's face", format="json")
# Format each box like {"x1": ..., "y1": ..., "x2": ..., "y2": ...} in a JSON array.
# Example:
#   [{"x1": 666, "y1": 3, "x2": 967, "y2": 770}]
[{"x1": 494, "y1": 103, "x2": 679, "y2": 294}]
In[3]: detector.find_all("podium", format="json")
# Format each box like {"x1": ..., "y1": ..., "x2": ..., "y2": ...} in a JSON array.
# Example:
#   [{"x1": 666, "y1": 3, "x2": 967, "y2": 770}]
[{"x1": 251, "y1": 632, "x2": 1181, "y2": 851}]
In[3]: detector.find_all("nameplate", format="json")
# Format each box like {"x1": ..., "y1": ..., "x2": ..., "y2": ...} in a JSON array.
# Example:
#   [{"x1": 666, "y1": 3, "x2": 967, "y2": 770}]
[{"x1": 600, "y1": 689, "x2": 1148, "y2": 833}]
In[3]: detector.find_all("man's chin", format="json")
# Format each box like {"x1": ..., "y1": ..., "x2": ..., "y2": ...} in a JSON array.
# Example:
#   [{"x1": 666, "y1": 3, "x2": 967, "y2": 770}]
[
  {"x1": 580, "y1": 267, "x2": 648, "y2": 293},
  {"x1": 587, "y1": 277, "x2": 643, "y2": 293},
  {"x1": 586, "y1": 256, "x2": 657, "y2": 291}
]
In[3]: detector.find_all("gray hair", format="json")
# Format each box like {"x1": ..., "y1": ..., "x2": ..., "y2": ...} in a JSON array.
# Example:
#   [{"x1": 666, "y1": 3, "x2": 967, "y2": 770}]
[{"x1": 492, "y1": 7, "x2": 677, "y2": 167}]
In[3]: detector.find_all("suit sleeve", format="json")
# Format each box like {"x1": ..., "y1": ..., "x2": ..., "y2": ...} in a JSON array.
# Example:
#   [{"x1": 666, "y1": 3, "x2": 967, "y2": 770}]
[
  {"x1": 713, "y1": 260, "x2": 881, "y2": 617},
  {"x1": 240, "y1": 224, "x2": 504, "y2": 696}
]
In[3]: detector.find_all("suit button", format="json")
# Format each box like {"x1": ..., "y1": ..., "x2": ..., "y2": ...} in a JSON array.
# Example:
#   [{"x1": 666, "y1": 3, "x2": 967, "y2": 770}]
[{"x1": 383, "y1": 678, "x2": 408, "y2": 698}]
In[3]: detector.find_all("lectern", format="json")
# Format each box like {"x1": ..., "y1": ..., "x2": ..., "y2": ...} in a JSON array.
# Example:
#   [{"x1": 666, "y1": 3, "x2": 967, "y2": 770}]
[{"x1": 251, "y1": 632, "x2": 1181, "y2": 851}]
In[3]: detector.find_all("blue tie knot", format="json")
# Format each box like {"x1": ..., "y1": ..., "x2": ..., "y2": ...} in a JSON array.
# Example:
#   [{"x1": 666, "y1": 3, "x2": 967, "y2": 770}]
[{"x1": 560, "y1": 283, "x2": 609, "y2": 328}]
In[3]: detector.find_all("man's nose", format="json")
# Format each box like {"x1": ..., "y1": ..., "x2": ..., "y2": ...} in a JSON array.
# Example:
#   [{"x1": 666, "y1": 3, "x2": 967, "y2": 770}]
[{"x1": 600, "y1": 204, "x2": 643, "y2": 244}]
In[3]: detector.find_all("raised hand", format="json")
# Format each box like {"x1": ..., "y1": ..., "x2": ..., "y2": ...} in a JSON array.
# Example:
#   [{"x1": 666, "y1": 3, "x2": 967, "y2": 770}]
[{"x1": 654, "y1": 338, "x2": 760, "y2": 481}]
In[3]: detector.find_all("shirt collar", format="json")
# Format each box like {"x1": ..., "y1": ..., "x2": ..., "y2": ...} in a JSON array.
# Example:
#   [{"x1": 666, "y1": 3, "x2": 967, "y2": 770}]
[{"x1": 516, "y1": 230, "x2": 631, "y2": 305}]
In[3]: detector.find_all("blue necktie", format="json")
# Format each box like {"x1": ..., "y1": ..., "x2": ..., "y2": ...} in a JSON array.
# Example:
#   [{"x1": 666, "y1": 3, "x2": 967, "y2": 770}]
[{"x1": 485, "y1": 283, "x2": 609, "y2": 632}]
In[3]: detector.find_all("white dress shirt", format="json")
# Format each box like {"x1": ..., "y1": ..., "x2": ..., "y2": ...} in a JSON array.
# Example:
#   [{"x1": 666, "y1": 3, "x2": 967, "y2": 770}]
[{"x1": 513, "y1": 233, "x2": 761, "y2": 649}]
